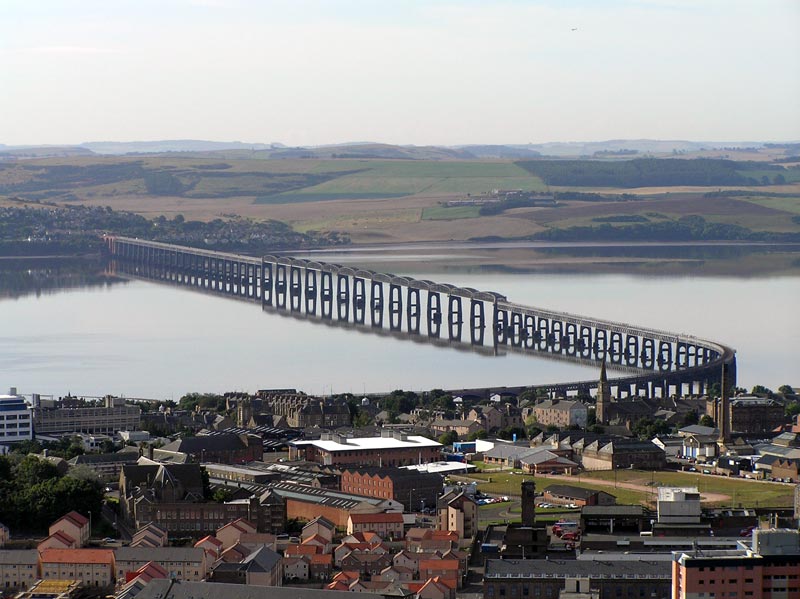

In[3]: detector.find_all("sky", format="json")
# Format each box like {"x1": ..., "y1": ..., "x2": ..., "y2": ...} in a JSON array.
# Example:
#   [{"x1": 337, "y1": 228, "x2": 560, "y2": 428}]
[{"x1": 1, "y1": 0, "x2": 799, "y2": 147}]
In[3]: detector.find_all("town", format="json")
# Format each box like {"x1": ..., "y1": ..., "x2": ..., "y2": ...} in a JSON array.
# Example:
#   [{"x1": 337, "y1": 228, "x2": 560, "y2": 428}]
[{"x1": 0, "y1": 374, "x2": 798, "y2": 599}]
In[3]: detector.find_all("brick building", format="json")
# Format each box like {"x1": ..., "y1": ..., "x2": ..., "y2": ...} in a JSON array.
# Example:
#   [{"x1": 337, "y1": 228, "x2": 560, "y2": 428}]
[
  {"x1": 346, "y1": 512, "x2": 404, "y2": 539},
  {"x1": 530, "y1": 399, "x2": 588, "y2": 429},
  {"x1": 160, "y1": 433, "x2": 263, "y2": 464},
  {"x1": 289, "y1": 430, "x2": 442, "y2": 467},
  {"x1": 581, "y1": 440, "x2": 666, "y2": 471},
  {"x1": 672, "y1": 529, "x2": 800, "y2": 599},
  {"x1": 484, "y1": 558, "x2": 670, "y2": 599},
  {"x1": 727, "y1": 397, "x2": 787, "y2": 434},
  {"x1": 340, "y1": 467, "x2": 443, "y2": 511}
]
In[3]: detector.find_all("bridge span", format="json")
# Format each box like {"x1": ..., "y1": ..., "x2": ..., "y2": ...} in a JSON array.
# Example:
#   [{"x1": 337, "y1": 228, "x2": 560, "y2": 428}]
[{"x1": 103, "y1": 236, "x2": 736, "y2": 399}]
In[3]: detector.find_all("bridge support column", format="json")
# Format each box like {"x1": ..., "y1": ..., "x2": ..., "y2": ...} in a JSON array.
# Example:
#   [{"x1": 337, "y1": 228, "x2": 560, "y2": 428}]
[
  {"x1": 389, "y1": 284, "x2": 403, "y2": 331},
  {"x1": 263, "y1": 262, "x2": 273, "y2": 306},
  {"x1": 320, "y1": 271, "x2": 333, "y2": 319},
  {"x1": 407, "y1": 288, "x2": 420, "y2": 334},
  {"x1": 290, "y1": 266, "x2": 302, "y2": 312},
  {"x1": 337, "y1": 274, "x2": 350, "y2": 322},
  {"x1": 470, "y1": 300, "x2": 485, "y2": 345},
  {"x1": 305, "y1": 269, "x2": 317, "y2": 315},
  {"x1": 427, "y1": 292, "x2": 442, "y2": 338},
  {"x1": 448, "y1": 295, "x2": 463, "y2": 341},
  {"x1": 353, "y1": 277, "x2": 366, "y2": 324},
  {"x1": 370, "y1": 281, "x2": 384, "y2": 328}
]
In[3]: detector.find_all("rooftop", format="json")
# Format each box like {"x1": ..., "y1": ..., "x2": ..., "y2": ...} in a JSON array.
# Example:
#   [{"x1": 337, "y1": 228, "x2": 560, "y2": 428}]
[
  {"x1": 134, "y1": 579, "x2": 386, "y2": 599},
  {"x1": 291, "y1": 434, "x2": 441, "y2": 453},
  {"x1": 484, "y1": 558, "x2": 670, "y2": 579}
]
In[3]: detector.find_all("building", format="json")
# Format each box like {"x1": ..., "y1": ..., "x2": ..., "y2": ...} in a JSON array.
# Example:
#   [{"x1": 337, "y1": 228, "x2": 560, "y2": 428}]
[
  {"x1": 531, "y1": 399, "x2": 588, "y2": 429},
  {"x1": 32, "y1": 395, "x2": 140, "y2": 435},
  {"x1": 0, "y1": 549, "x2": 38, "y2": 592},
  {"x1": 484, "y1": 558, "x2": 671, "y2": 599},
  {"x1": 39, "y1": 548, "x2": 116, "y2": 588},
  {"x1": 119, "y1": 462, "x2": 286, "y2": 534},
  {"x1": 49, "y1": 511, "x2": 90, "y2": 548},
  {"x1": 340, "y1": 468, "x2": 443, "y2": 511},
  {"x1": 133, "y1": 579, "x2": 386, "y2": 599},
  {"x1": 436, "y1": 490, "x2": 477, "y2": 542},
  {"x1": 161, "y1": 433, "x2": 263, "y2": 464},
  {"x1": 657, "y1": 487, "x2": 701, "y2": 524},
  {"x1": 430, "y1": 419, "x2": 482, "y2": 438},
  {"x1": 0, "y1": 522, "x2": 8, "y2": 548},
  {"x1": 67, "y1": 451, "x2": 139, "y2": 482},
  {"x1": 672, "y1": 529, "x2": 800, "y2": 599},
  {"x1": 269, "y1": 481, "x2": 399, "y2": 527},
  {"x1": 0, "y1": 392, "x2": 33, "y2": 447},
  {"x1": 543, "y1": 485, "x2": 616, "y2": 507},
  {"x1": 114, "y1": 546, "x2": 208, "y2": 582},
  {"x1": 209, "y1": 546, "x2": 282, "y2": 587},
  {"x1": 289, "y1": 430, "x2": 442, "y2": 467},
  {"x1": 581, "y1": 440, "x2": 666, "y2": 471},
  {"x1": 723, "y1": 396, "x2": 786, "y2": 434},
  {"x1": 347, "y1": 512, "x2": 405, "y2": 539}
]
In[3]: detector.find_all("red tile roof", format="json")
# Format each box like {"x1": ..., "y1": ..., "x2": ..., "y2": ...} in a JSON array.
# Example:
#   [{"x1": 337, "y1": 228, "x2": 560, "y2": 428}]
[
  {"x1": 39, "y1": 531, "x2": 76, "y2": 548},
  {"x1": 195, "y1": 535, "x2": 223, "y2": 548},
  {"x1": 349, "y1": 512, "x2": 404, "y2": 524},
  {"x1": 40, "y1": 549, "x2": 114, "y2": 564}
]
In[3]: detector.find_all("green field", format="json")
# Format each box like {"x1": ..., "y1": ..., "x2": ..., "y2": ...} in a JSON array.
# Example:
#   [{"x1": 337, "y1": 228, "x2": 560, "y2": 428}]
[
  {"x1": 460, "y1": 469, "x2": 795, "y2": 508},
  {"x1": 421, "y1": 205, "x2": 481, "y2": 220}
]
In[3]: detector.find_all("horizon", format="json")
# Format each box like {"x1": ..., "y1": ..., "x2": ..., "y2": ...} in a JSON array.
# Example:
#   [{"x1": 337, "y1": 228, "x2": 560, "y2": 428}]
[
  {"x1": 3, "y1": 136, "x2": 800, "y2": 150},
  {"x1": 1, "y1": 0, "x2": 798, "y2": 146}
]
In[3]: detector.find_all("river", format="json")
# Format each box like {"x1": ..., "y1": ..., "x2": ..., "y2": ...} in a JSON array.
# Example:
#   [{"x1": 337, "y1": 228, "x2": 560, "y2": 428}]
[{"x1": 0, "y1": 243, "x2": 798, "y2": 399}]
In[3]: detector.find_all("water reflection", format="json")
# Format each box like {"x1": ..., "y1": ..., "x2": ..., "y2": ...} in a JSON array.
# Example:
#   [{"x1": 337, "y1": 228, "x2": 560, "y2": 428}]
[{"x1": 0, "y1": 258, "x2": 125, "y2": 300}]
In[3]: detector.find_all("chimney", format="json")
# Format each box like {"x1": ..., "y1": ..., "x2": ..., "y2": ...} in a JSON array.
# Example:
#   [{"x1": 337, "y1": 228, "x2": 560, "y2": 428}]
[{"x1": 148, "y1": 444, "x2": 154, "y2": 460}]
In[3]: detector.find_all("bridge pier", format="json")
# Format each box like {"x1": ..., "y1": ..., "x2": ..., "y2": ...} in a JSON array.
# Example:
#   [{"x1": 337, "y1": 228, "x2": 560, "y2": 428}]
[
  {"x1": 389, "y1": 284, "x2": 403, "y2": 331},
  {"x1": 290, "y1": 266, "x2": 303, "y2": 311},
  {"x1": 407, "y1": 288, "x2": 421, "y2": 334},
  {"x1": 353, "y1": 277, "x2": 366, "y2": 324},
  {"x1": 305, "y1": 269, "x2": 317, "y2": 314},
  {"x1": 427, "y1": 292, "x2": 442, "y2": 338},
  {"x1": 448, "y1": 295, "x2": 463, "y2": 341},
  {"x1": 337, "y1": 274, "x2": 350, "y2": 322},
  {"x1": 470, "y1": 300, "x2": 485, "y2": 345},
  {"x1": 371, "y1": 281, "x2": 384, "y2": 328}
]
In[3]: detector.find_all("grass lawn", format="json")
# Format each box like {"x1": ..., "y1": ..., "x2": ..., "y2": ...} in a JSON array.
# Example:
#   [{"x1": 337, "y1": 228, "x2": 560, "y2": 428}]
[
  {"x1": 461, "y1": 469, "x2": 794, "y2": 508},
  {"x1": 421, "y1": 205, "x2": 481, "y2": 221}
]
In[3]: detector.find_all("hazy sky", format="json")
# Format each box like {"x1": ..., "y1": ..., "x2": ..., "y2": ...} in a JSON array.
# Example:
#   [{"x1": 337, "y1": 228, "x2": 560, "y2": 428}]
[{"x1": 1, "y1": 0, "x2": 798, "y2": 146}]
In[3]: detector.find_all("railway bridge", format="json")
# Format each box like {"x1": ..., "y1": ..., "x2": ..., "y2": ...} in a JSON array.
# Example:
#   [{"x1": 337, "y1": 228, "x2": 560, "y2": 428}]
[{"x1": 104, "y1": 236, "x2": 736, "y2": 404}]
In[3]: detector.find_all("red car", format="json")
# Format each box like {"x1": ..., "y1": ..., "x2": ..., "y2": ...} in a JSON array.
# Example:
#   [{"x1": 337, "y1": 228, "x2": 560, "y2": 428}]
[{"x1": 562, "y1": 532, "x2": 579, "y2": 542}]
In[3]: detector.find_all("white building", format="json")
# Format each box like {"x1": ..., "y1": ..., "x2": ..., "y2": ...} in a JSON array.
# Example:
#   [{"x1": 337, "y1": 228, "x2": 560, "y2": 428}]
[
  {"x1": 0, "y1": 390, "x2": 33, "y2": 448},
  {"x1": 657, "y1": 487, "x2": 701, "y2": 524}
]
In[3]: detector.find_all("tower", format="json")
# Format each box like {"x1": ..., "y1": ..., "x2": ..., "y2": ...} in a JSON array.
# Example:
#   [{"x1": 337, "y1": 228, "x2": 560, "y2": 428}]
[
  {"x1": 521, "y1": 480, "x2": 536, "y2": 527},
  {"x1": 596, "y1": 359, "x2": 610, "y2": 425},
  {"x1": 718, "y1": 359, "x2": 736, "y2": 446}
]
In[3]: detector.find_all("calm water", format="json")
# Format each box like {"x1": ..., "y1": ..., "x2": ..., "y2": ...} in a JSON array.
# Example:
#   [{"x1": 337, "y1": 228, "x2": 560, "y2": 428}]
[{"x1": 0, "y1": 245, "x2": 798, "y2": 399}]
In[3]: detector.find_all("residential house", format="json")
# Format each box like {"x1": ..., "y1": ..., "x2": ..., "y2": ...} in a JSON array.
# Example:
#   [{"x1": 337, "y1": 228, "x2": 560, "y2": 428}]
[
  {"x1": 133, "y1": 579, "x2": 386, "y2": 599},
  {"x1": 37, "y1": 531, "x2": 78, "y2": 551},
  {"x1": 430, "y1": 420, "x2": 482, "y2": 438},
  {"x1": 467, "y1": 407, "x2": 503, "y2": 432},
  {"x1": 347, "y1": 512, "x2": 404, "y2": 539},
  {"x1": 114, "y1": 546, "x2": 208, "y2": 582},
  {"x1": 283, "y1": 556, "x2": 309, "y2": 582},
  {"x1": 195, "y1": 535, "x2": 224, "y2": 560},
  {"x1": 130, "y1": 523, "x2": 168, "y2": 548},
  {"x1": 49, "y1": 511, "x2": 90, "y2": 548},
  {"x1": 681, "y1": 434, "x2": 719, "y2": 461},
  {"x1": 116, "y1": 561, "x2": 168, "y2": 599},
  {"x1": 301, "y1": 516, "x2": 336, "y2": 545},
  {"x1": 0, "y1": 549, "x2": 38, "y2": 593},
  {"x1": 419, "y1": 558, "x2": 461, "y2": 589},
  {"x1": 0, "y1": 522, "x2": 8, "y2": 548},
  {"x1": 374, "y1": 565, "x2": 414, "y2": 583},
  {"x1": 216, "y1": 519, "x2": 257, "y2": 550},
  {"x1": 417, "y1": 577, "x2": 456, "y2": 599},
  {"x1": 340, "y1": 552, "x2": 393, "y2": 577},
  {"x1": 39, "y1": 548, "x2": 116, "y2": 588},
  {"x1": 436, "y1": 491, "x2": 477, "y2": 543},
  {"x1": 209, "y1": 546, "x2": 282, "y2": 587},
  {"x1": 405, "y1": 529, "x2": 459, "y2": 553},
  {"x1": 307, "y1": 553, "x2": 333, "y2": 581}
]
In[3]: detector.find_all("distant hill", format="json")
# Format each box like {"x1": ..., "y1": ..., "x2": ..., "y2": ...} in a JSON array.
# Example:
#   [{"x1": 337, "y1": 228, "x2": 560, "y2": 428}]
[
  {"x1": 80, "y1": 140, "x2": 282, "y2": 154},
  {"x1": 0, "y1": 145, "x2": 95, "y2": 159},
  {"x1": 509, "y1": 139, "x2": 768, "y2": 157},
  {"x1": 457, "y1": 145, "x2": 541, "y2": 159}
]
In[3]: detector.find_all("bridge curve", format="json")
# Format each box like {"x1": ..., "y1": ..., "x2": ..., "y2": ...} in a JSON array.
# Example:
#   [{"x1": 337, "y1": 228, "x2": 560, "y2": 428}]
[{"x1": 102, "y1": 235, "x2": 736, "y2": 399}]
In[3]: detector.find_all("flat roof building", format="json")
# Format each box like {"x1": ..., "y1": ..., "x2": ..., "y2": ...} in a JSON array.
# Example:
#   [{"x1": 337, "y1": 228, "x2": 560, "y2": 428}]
[{"x1": 289, "y1": 430, "x2": 442, "y2": 467}]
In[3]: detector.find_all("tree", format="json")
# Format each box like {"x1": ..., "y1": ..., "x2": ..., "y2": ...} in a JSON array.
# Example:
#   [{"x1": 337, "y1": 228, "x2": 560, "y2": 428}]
[
  {"x1": 438, "y1": 431, "x2": 458, "y2": 446},
  {"x1": 681, "y1": 410, "x2": 699, "y2": 427},
  {"x1": 699, "y1": 415, "x2": 715, "y2": 428},
  {"x1": 785, "y1": 401, "x2": 800, "y2": 417},
  {"x1": 212, "y1": 488, "x2": 234, "y2": 503},
  {"x1": 631, "y1": 417, "x2": 671, "y2": 440},
  {"x1": 751, "y1": 385, "x2": 773, "y2": 397},
  {"x1": 778, "y1": 385, "x2": 795, "y2": 397},
  {"x1": 466, "y1": 429, "x2": 488, "y2": 441}
]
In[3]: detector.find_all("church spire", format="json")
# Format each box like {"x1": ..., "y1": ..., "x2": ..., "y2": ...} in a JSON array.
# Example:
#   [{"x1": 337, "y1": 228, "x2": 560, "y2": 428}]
[{"x1": 596, "y1": 358, "x2": 610, "y2": 425}]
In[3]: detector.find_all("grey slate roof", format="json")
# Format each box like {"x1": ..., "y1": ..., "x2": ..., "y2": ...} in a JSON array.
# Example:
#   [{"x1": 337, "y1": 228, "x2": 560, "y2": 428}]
[
  {"x1": 0, "y1": 549, "x2": 38, "y2": 564},
  {"x1": 135, "y1": 579, "x2": 385, "y2": 599},
  {"x1": 484, "y1": 558, "x2": 670, "y2": 578},
  {"x1": 114, "y1": 547, "x2": 205, "y2": 563}
]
